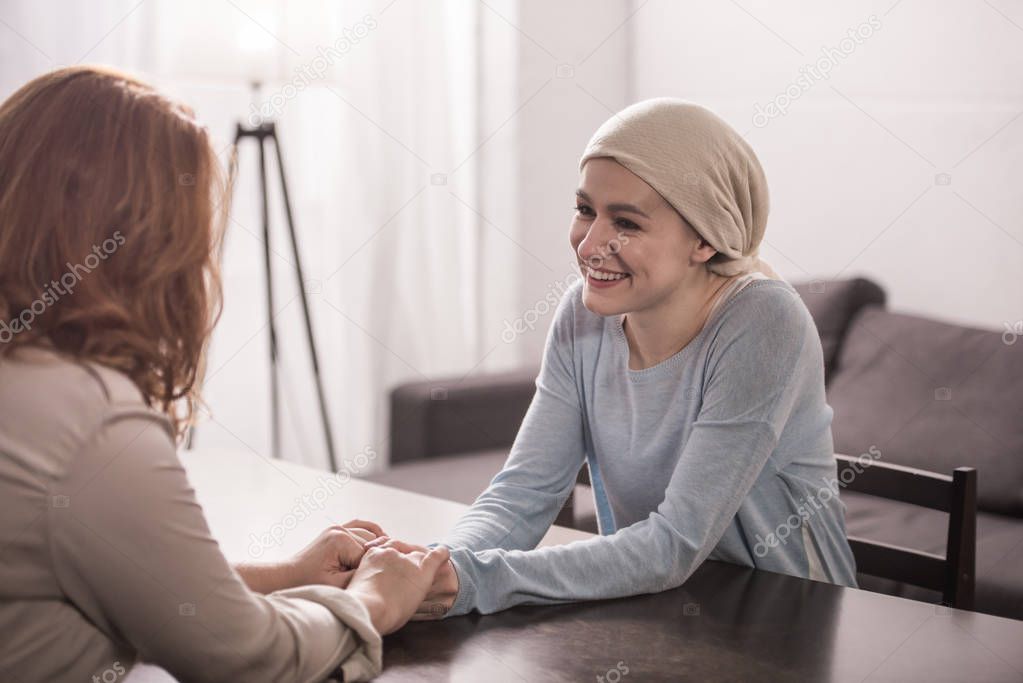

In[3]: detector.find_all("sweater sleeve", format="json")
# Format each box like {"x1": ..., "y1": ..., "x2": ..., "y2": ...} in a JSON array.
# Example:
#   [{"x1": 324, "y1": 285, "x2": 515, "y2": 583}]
[
  {"x1": 440, "y1": 288, "x2": 587, "y2": 553},
  {"x1": 48, "y1": 412, "x2": 382, "y2": 682},
  {"x1": 445, "y1": 288, "x2": 811, "y2": 616}
]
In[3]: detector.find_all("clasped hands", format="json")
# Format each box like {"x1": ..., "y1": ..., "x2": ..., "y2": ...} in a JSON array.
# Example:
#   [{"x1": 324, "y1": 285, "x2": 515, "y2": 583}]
[{"x1": 236, "y1": 520, "x2": 459, "y2": 635}]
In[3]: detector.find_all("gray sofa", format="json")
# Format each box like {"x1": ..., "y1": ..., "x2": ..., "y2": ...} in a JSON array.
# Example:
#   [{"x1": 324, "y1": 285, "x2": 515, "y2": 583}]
[{"x1": 368, "y1": 277, "x2": 1023, "y2": 621}]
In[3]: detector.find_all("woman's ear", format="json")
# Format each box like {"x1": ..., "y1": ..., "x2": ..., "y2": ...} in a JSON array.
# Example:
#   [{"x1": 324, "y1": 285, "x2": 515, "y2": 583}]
[{"x1": 691, "y1": 236, "x2": 718, "y2": 265}]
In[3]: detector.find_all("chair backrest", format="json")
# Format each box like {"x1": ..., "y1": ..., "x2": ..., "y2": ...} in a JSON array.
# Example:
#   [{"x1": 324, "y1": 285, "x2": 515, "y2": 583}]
[{"x1": 836, "y1": 454, "x2": 977, "y2": 609}]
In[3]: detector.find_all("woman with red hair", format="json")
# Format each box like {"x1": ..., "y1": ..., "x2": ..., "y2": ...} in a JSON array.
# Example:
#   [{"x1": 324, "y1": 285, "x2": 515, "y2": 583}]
[{"x1": 0, "y1": 66, "x2": 447, "y2": 682}]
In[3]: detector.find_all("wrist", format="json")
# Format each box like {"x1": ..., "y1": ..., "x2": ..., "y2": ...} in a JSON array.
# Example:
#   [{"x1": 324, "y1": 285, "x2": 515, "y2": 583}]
[
  {"x1": 445, "y1": 549, "x2": 474, "y2": 617},
  {"x1": 347, "y1": 587, "x2": 392, "y2": 634},
  {"x1": 234, "y1": 561, "x2": 300, "y2": 594}
]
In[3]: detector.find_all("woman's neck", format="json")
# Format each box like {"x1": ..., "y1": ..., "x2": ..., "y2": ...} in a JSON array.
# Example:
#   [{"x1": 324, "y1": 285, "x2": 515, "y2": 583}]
[{"x1": 623, "y1": 272, "x2": 738, "y2": 371}]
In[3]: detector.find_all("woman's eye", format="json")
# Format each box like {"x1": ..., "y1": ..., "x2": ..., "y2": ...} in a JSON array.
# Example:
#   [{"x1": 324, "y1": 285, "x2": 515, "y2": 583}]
[
  {"x1": 574, "y1": 204, "x2": 594, "y2": 217},
  {"x1": 615, "y1": 218, "x2": 639, "y2": 231}
]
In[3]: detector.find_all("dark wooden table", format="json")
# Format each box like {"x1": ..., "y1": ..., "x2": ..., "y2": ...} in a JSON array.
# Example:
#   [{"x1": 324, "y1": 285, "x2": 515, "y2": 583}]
[
  {"x1": 123, "y1": 452, "x2": 1022, "y2": 683},
  {"x1": 380, "y1": 560, "x2": 1023, "y2": 683}
]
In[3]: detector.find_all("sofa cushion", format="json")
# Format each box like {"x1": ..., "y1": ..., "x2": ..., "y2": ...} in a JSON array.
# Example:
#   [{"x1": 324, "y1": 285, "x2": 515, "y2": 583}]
[
  {"x1": 828, "y1": 307, "x2": 1023, "y2": 516},
  {"x1": 790, "y1": 277, "x2": 886, "y2": 382},
  {"x1": 842, "y1": 489, "x2": 1023, "y2": 621}
]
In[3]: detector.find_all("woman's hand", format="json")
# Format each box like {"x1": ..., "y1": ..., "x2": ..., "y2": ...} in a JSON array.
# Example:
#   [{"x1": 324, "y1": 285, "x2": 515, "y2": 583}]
[
  {"x1": 346, "y1": 540, "x2": 451, "y2": 635},
  {"x1": 235, "y1": 520, "x2": 388, "y2": 594},
  {"x1": 287, "y1": 523, "x2": 376, "y2": 589},
  {"x1": 337, "y1": 518, "x2": 387, "y2": 544},
  {"x1": 364, "y1": 538, "x2": 459, "y2": 619}
]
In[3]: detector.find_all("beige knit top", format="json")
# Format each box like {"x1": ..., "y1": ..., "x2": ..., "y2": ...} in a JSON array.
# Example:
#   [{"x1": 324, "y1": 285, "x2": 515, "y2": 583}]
[{"x1": 0, "y1": 347, "x2": 382, "y2": 682}]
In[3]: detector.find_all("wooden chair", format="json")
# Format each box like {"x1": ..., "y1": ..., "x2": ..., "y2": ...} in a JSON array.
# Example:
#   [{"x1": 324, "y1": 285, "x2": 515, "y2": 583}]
[{"x1": 836, "y1": 454, "x2": 977, "y2": 609}]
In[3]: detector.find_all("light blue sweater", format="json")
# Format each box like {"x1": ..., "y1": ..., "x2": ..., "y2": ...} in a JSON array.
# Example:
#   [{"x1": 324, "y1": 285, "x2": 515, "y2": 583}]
[{"x1": 441, "y1": 277, "x2": 858, "y2": 616}]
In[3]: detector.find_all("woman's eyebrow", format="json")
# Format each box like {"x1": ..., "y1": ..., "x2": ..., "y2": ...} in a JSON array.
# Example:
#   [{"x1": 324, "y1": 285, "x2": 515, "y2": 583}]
[{"x1": 575, "y1": 189, "x2": 651, "y2": 219}]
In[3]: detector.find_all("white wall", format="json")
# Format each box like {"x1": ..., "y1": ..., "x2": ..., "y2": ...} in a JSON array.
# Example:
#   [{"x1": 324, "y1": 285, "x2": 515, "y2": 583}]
[
  {"x1": 4, "y1": 0, "x2": 1015, "y2": 470},
  {"x1": 0, "y1": 0, "x2": 635, "y2": 468},
  {"x1": 629, "y1": 0, "x2": 1023, "y2": 332},
  {"x1": 477, "y1": 0, "x2": 636, "y2": 363}
]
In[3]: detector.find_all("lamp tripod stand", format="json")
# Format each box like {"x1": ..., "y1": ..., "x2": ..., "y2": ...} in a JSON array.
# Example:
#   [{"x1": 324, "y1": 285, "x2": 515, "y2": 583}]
[{"x1": 228, "y1": 120, "x2": 339, "y2": 471}]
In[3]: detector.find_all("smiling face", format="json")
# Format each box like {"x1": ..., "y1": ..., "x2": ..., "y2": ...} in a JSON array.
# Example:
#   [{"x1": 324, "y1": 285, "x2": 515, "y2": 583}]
[{"x1": 571, "y1": 157, "x2": 718, "y2": 317}]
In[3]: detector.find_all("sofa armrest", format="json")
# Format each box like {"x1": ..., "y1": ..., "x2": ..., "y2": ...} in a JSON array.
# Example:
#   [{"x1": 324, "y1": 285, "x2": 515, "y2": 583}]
[
  {"x1": 389, "y1": 367, "x2": 539, "y2": 464},
  {"x1": 389, "y1": 366, "x2": 592, "y2": 530}
]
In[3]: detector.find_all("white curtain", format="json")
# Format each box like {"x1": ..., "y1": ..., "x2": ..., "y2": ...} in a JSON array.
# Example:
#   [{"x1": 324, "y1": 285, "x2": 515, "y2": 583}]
[{"x1": 0, "y1": 0, "x2": 524, "y2": 472}]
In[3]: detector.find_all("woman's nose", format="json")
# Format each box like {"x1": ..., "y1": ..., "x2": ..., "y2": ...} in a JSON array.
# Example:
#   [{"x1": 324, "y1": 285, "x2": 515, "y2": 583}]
[{"x1": 577, "y1": 220, "x2": 620, "y2": 267}]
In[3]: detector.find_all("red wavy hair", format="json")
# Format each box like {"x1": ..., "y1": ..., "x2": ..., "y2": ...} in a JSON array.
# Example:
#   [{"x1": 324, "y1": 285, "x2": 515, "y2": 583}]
[{"x1": 0, "y1": 66, "x2": 227, "y2": 439}]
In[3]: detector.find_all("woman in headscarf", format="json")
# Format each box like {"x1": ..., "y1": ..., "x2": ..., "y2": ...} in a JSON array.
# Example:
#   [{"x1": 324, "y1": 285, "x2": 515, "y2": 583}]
[{"x1": 391, "y1": 98, "x2": 858, "y2": 617}]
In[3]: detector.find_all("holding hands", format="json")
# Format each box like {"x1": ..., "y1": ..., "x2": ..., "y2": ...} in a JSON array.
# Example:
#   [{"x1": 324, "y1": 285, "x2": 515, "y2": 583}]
[
  {"x1": 235, "y1": 520, "x2": 458, "y2": 635},
  {"x1": 346, "y1": 537, "x2": 453, "y2": 634},
  {"x1": 362, "y1": 537, "x2": 460, "y2": 621}
]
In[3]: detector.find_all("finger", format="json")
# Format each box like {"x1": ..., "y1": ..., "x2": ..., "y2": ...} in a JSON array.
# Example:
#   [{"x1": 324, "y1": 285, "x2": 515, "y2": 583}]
[
  {"x1": 346, "y1": 527, "x2": 376, "y2": 543},
  {"x1": 411, "y1": 601, "x2": 449, "y2": 619},
  {"x1": 366, "y1": 538, "x2": 415, "y2": 553},
  {"x1": 410, "y1": 613, "x2": 442, "y2": 622},
  {"x1": 363, "y1": 535, "x2": 390, "y2": 549},
  {"x1": 343, "y1": 519, "x2": 386, "y2": 538},
  {"x1": 376, "y1": 539, "x2": 427, "y2": 554},
  {"x1": 328, "y1": 529, "x2": 369, "y2": 562},
  {"x1": 327, "y1": 526, "x2": 368, "y2": 549},
  {"x1": 338, "y1": 542, "x2": 368, "y2": 567},
  {"x1": 363, "y1": 545, "x2": 400, "y2": 560},
  {"x1": 420, "y1": 546, "x2": 451, "y2": 574},
  {"x1": 410, "y1": 607, "x2": 438, "y2": 621}
]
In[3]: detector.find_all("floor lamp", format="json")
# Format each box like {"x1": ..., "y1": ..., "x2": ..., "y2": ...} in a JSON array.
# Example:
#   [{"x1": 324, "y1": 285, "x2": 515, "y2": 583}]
[{"x1": 228, "y1": 119, "x2": 339, "y2": 471}]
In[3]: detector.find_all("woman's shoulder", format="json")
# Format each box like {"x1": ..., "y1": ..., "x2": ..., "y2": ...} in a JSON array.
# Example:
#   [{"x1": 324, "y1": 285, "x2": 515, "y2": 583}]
[
  {"x1": 707, "y1": 278, "x2": 821, "y2": 367},
  {"x1": 1, "y1": 345, "x2": 151, "y2": 404},
  {"x1": 0, "y1": 347, "x2": 171, "y2": 461},
  {"x1": 717, "y1": 278, "x2": 810, "y2": 330}
]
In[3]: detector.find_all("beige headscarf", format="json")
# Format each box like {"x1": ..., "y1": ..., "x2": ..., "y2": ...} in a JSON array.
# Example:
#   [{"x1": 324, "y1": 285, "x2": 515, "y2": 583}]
[{"x1": 580, "y1": 98, "x2": 779, "y2": 279}]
